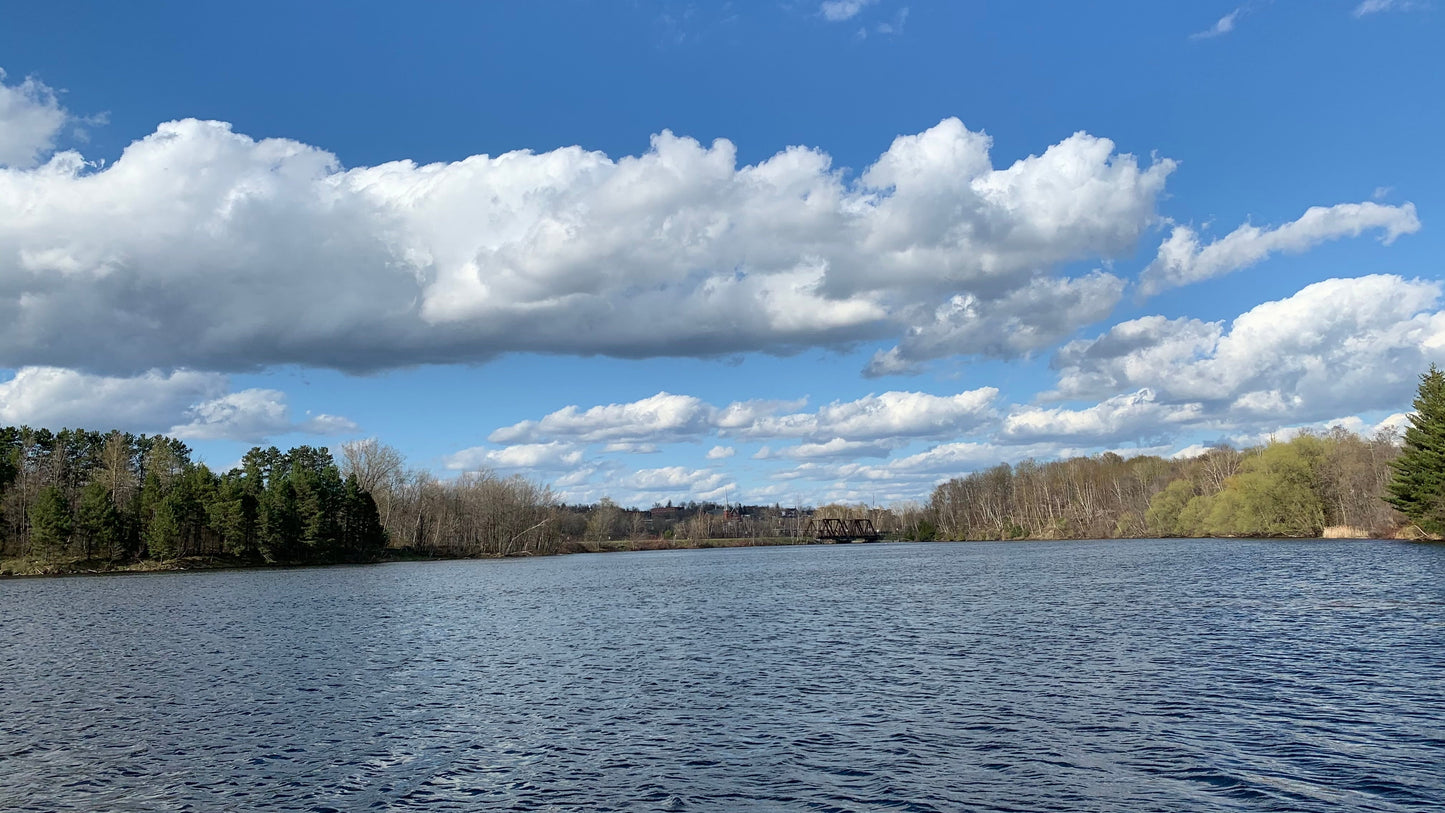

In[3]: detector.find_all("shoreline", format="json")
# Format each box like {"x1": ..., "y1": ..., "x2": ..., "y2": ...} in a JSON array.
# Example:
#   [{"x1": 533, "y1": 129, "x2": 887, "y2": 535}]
[
  {"x1": 3, "y1": 533, "x2": 1429, "y2": 580},
  {"x1": 0, "y1": 536, "x2": 820, "y2": 579}
]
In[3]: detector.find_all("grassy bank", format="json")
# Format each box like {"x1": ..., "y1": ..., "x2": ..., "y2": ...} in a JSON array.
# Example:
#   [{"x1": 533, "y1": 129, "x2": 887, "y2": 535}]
[{"x1": 0, "y1": 554, "x2": 261, "y2": 578}]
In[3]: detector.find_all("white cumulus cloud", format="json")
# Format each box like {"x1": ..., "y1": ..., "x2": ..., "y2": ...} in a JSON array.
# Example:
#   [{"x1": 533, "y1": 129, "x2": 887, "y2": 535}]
[
  {"x1": 445, "y1": 441, "x2": 585, "y2": 472},
  {"x1": 0, "y1": 108, "x2": 1175, "y2": 375},
  {"x1": 1003, "y1": 388, "x2": 1203, "y2": 445},
  {"x1": 738, "y1": 388, "x2": 999, "y2": 440},
  {"x1": 489, "y1": 387, "x2": 999, "y2": 447},
  {"x1": 1051, "y1": 274, "x2": 1445, "y2": 427},
  {"x1": 761, "y1": 438, "x2": 896, "y2": 460},
  {"x1": 0, "y1": 69, "x2": 69, "y2": 169},
  {"x1": 0, "y1": 366, "x2": 222, "y2": 430},
  {"x1": 170, "y1": 389, "x2": 358, "y2": 443},
  {"x1": 1138, "y1": 201, "x2": 1419, "y2": 296},
  {"x1": 489, "y1": 392, "x2": 714, "y2": 445},
  {"x1": 624, "y1": 466, "x2": 731, "y2": 495},
  {"x1": 0, "y1": 366, "x2": 355, "y2": 442}
]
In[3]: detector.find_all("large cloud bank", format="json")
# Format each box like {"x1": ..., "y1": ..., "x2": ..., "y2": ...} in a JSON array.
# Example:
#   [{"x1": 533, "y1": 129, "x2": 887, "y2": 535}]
[
  {"x1": 3, "y1": 63, "x2": 1187, "y2": 376},
  {"x1": 1, "y1": 70, "x2": 1419, "y2": 379}
]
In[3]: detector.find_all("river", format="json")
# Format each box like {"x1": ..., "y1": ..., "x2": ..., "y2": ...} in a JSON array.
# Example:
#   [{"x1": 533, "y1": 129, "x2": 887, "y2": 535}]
[{"x1": 2, "y1": 539, "x2": 1442, "y2": 811}]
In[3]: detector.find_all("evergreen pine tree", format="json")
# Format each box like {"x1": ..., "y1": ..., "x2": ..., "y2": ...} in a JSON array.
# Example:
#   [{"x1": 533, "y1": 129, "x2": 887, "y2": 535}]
[
  {"x1": 258, "y1": 477, "x2": 300, "y2": 562},
  {"x1": 31, "y1": 485, "x2": 73, "y2": 561},
  {"x1": 1386, "y1": 365, "x2": 1445, "y2": 535},
  {"x1": 145, "y1": 496, "x2": 183, "y2": 560},
  {"x1": 76, "y1": 480, "x2": 122, "y2": 560},
  {"x1": 340, "y1": 474, "x2": 387, "y2": 560}
]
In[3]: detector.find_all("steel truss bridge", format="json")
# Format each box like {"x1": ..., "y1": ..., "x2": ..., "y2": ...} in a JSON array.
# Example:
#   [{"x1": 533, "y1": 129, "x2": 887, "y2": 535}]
[{"x1": 803, "y1": 517, "x2": 882, "y2": 543}]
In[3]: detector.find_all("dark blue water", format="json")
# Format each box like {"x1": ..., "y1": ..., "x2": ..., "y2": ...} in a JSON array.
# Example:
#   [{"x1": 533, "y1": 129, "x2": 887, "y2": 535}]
[{"x1": 2, "y1": 539, "x2": 1442, "y2": 811}]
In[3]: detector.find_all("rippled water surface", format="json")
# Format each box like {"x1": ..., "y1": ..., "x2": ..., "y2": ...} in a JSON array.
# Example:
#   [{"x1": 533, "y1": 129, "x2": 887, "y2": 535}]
[{"x1": 2, "y1": 539, "x2": 1443, "y2": 811}]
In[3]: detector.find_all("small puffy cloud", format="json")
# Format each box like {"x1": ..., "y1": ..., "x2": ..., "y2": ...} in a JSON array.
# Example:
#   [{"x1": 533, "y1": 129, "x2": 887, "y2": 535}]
[
  {"x1": 444, "y1": 441, "x2": 584, "y2": 472},
  {"x1": 0, "y1": 365, "x2": 354, "y2": 442},
  {"x1": 1138, "y1": 202, "x2": 1419, "y2": 296},
  {"x1": 1373, "y1": 413, "x2": 1410, "y2": 439},
  {"x1": 490, "y1": 392, "x2": 713, "y2": 444},
  {"x1": 763, "y1": 438, "x2": 896, "y2": 460},
  {"x1": 0, "y1": 69, "x2": 68, "y2": 169},
  {"x1": 554, "y1": 465, "x2": 603, "y2": 489},
  {"x1": 1003, "y1": 388, "x2": 1203, "y2": 445},
  {"x1": 739, "y1": 388, "x2": 999, "y2": 440},
  {"x1": 0, "y1": 113, "x2": 1174, "y2": 374},
  {"x1": 1191, "y1": 7, "x2": 1244, "y2": 39},
  {"x1": 602, "y1": 441, "x2": 660, "y2": 453},
  {"x1": 705, "y1": 445, "x2": 735, "y2": 459},
  {"x1": 868, "y1": 441, "x2": 1006, "y2": 476},
  {"x1": 820, "y1": 0, "x2": 878, "y2": 22},
  {"x1": 171, "y1": 389, "x2": 358, "y2": 442},
  {"x1": 1171, "y1": 444, "x2": 1214, "y2": 460},
  {"x1": 624, "y1": 466, "x2": 730, "y2": 494},
  {"x1": 302, "y1": 413, "x2": 361, "y2": 435}
]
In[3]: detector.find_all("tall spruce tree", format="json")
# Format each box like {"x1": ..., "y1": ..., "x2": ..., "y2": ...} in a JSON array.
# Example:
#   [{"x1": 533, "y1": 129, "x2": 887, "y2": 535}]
[
  {"x1": 1385, "y1": 365, "x2": 1445, "y2": 535},
  {"x1": 76, "y1": 480, "x2": 122, "y2": 560},
  {"x1": 31, "y1": 485, "x2": 73, "y2": 560}
]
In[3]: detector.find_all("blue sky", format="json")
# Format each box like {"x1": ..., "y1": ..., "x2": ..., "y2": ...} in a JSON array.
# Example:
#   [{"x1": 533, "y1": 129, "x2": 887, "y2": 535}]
[{"x1": 1, "y1": 0, "x2": 1442, "y2": 507}]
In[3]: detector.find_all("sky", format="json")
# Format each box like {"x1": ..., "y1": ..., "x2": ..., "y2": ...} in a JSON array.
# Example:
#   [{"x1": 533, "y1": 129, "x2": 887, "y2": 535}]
[{"x1": 1, "y1": 0, "x2": 1442, "y2": 508}]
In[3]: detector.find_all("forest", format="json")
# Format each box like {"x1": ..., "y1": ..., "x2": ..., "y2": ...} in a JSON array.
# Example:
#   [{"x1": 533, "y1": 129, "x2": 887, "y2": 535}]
[
  {"x1": 345, "y1": 424, "x2": 1411, "y2": 556},
  {"x1": 928, "y1": 427, "x2": 1404, "y2": 541},
  {"x1": 0, "y1": 428, "x2": 387, "y2": 568}
]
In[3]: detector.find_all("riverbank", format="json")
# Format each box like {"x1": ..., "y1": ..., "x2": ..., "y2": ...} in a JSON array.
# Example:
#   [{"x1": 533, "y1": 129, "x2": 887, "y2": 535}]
[
  {"x1": 0, "y1": 554, "x2": 260, "y2": 578},
  {"x1": 0, "y1": 536, "x2": 825, "y2": 578},
  {"x1": 7, "y1": 530, "x2": 1432, "y2": 579}
]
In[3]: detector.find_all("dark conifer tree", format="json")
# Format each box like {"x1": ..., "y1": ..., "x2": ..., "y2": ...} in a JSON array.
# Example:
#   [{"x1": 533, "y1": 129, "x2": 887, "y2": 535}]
[
  {"x1": 209, "y1": 474, "x2": 259, "y2": 559},
  {"x1": 31, "y1": 485, "x2": 72, "y2": 560},
  {"x1": 340, "y1": 473, "x2": 387, "y2": 559},
  {"x1": 145, "y1": 496, "x2": 183, "y2": 560},
  {"x1": 1385, "y1": 365, "x2": 1445, "y2": 535},
  {"x1": 259, "y1": 477, "x2": 301, "y2": 561},
  {"x1": 76, "y1": 480, "x2": 123, "y2": 560}
]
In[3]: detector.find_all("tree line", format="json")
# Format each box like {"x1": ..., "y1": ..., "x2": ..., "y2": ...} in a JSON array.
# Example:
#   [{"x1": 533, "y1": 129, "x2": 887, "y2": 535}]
[
  {"x1": 929, "y1": 427, "x2": 1403, "y2": 541},
  {"x1": 1, "y1": 428, "x2": 386, "y2": 564},
  {"x1": 925, "y1": 367, "x2": 1445, "y2": 541},
  {"x1": 3, "y1": 422, "x2": 1410, "y2": 570},
  {"x1": 7, "y1": 368, "x2": 1442, "y2": 568}
]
